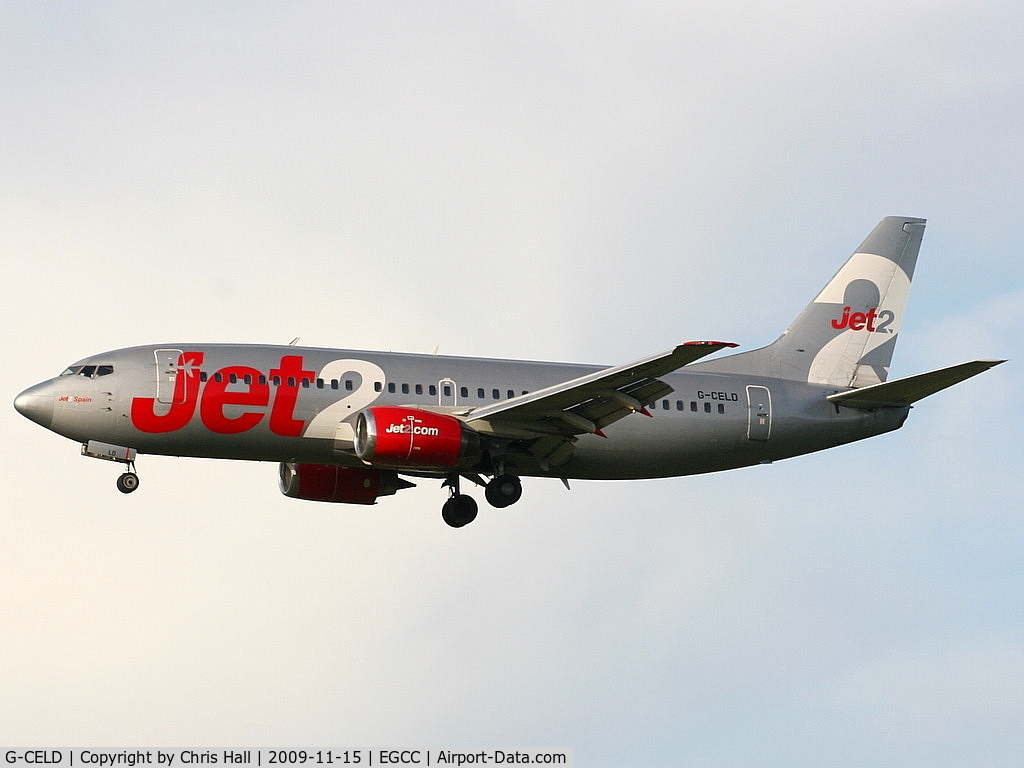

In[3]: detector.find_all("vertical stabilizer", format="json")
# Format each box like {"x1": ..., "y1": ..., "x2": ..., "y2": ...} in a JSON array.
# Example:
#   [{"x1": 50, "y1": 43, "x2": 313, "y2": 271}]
[{"x1": 695, "y1": 217, "x2": 926, "y2": 386}]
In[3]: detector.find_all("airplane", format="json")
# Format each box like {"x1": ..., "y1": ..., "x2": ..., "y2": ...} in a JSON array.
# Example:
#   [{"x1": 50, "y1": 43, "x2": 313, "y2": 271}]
[{"x1": 14, "y1": 217, "x2": 1005, "y2": 527}]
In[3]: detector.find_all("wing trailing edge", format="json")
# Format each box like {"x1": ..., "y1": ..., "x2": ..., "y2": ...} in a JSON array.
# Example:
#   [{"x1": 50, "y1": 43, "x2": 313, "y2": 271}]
[
  {"x1": 826, "y1": 359, "x2": 1005, "y2": 409},
  {"x1": 466, "y1": 341, "x2": 737, "y2": 439}
]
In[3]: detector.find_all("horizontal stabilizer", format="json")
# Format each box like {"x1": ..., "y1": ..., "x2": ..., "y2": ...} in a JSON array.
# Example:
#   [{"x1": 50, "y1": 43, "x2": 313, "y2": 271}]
[{"x1": 826, "y1": 359, "x2": 1005, "y2": 409}]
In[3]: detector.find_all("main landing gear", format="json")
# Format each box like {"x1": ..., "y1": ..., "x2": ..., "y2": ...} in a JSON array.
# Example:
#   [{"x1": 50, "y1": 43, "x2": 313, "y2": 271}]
[
  {"x1": 484, "y1": 474, "x2": 522, "y2": 508},
  {"x1": 442, "y1": 492, "x2": 478, "y2": 528},
  {"x1": 441, "y1": 473, "x2": 524, "y2": 528}
]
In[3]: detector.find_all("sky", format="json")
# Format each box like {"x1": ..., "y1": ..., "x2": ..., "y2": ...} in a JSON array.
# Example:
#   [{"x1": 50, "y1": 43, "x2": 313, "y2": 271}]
[{"x1": 1, "y1": 2, "x2": 1021, "y2": 765}]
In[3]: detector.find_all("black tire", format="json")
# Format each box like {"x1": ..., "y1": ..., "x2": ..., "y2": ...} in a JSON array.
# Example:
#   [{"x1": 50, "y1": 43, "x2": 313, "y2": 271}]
[
  {"x1": 441, "y1": 494, "x2": 478, "y2": 527},
  {"x1": 485, "y1": 475, "x2": 522, "y2": 508},
  {"x1": 117, "y1": 472, "x2": 140, "y2": 494}
]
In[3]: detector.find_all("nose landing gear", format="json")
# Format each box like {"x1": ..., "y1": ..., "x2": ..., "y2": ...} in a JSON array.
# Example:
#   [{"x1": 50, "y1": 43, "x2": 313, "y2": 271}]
[
  {"x1": 81, "y1": 440, "x2": 141, "y2": 495},
  {"x1": 116, "y1": 470, "x2": 140, "y2": 494}
]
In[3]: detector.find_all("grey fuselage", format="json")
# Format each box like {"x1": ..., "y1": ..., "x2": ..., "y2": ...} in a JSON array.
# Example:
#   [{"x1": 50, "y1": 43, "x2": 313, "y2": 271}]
[{"x1": 28, "y1": 343, "x2": 909, "y2": 480}]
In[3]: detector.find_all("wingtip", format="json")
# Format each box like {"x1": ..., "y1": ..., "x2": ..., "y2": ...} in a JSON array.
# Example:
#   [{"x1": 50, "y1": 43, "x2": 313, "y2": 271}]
[{"x1": 683, "y1": 340, "x2": 739, "y2": 348}]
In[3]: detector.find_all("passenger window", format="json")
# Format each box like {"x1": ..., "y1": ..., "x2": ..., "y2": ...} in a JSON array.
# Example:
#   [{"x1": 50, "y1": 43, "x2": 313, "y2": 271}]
[
  {"x1": 214, "y1": 372, "x2": 224, "y2": 383},
  {"x1": 374, "y1": 382, "x2": 383, "y2": 392},
  {"x1": 676, "y1": 401, "x2": 683, "y2": 411},
  {"x1": 229, "y1": 373, "x2": 237, "y2": 384},
  {"x1": 460, "y1": 387, "x2": 468, "y2": 398},
  {"x1": 477, "y1": 388, "x2": 485, "y2": 399},
  {"x1": 387, "y1": 383, "x2": 396, "y2": 393},
  {"x1": 492, "y1": 389, "x2": 500, "y2": 399},
  {"x1": 718, "y1": 404, "x2": 725, "y2": 414},
  {"x1": 402, "y1": 383, "x2": 410, "y2": 395},
  {"x1": 345, "y1": 379, "x2": 353, "y2": 391},
  {"x1": 508, "y1": 390, "x2": 515, "y2": 399},
  {"x1": 690, "y1": 402, "x2": 698, "y2": 412},
  {"x1": 415, "y1": 384, "x2": 423, "y2": 395},
  {"x1": 704, "y1": 402, "x2": 712, "y2": 413},
  {"x1": 429, "y1": 385, "x2": 437, "y2": 396},
  {"x1": 443, "y1": 385, "x2": 452, "y2": 397}
]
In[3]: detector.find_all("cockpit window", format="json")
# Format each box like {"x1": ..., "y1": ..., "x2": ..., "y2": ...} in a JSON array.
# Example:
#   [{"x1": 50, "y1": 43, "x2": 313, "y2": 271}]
[{"x1": 59, "y1": 364, "x2": 114, "y2": 378}]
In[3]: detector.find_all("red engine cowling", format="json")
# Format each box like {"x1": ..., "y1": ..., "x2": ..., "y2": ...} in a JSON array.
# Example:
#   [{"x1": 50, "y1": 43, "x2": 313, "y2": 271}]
[
  {"x1": 278, "y1": 462, "x2": 412, "y2": 504},
  {"x1": 353, "y1": 406, "x2": 480, "y2": 468}
]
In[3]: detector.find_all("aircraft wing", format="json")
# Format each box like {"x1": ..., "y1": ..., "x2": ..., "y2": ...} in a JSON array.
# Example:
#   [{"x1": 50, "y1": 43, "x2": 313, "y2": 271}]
[
  {"x1": 466, "y1": 341, "x2": 737, "y2": 439},
  {"x1": 826, "y1": 359, "x2": 1005, "y2": 409}
]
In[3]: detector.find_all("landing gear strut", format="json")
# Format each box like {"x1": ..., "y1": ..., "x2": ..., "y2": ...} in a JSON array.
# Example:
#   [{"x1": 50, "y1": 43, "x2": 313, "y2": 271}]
[{"x1": 441, "y1": 475, "x2": 478, "y2": 528}]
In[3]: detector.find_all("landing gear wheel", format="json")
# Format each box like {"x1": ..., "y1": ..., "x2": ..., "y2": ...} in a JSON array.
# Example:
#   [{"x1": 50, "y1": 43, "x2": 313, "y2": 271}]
[
  {"x1": 442, "y1": 494, "x2": 478, "y2": 528},
  {"x1": 116, "y1": 472, "x2": 140, "y2": 494},
  {"x1": 485, "y1": 474, "x2": 522, "y2": 508}
]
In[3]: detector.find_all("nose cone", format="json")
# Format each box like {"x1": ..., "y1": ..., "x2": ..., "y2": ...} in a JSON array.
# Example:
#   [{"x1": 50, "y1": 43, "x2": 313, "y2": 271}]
[{"x1": 14, "y1": 380, "x2": 55, "y2": 429}]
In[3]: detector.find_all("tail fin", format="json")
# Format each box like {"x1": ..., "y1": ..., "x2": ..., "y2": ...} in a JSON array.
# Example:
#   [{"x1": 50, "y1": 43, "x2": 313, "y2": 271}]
[{"x1": 696, "y1": 217, "x2": 926, "y2": 386}]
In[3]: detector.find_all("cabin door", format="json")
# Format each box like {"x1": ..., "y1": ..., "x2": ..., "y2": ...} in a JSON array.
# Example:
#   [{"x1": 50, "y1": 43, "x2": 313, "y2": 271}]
[{"x1": 746, "y1": 385, "x2": 772, "y2": 441}]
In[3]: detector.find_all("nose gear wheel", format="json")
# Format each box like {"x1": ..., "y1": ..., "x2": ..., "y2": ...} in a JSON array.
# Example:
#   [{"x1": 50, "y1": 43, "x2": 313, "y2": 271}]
[{"x1": 116, "y1": 471, "x2": 140, "y2": 494}]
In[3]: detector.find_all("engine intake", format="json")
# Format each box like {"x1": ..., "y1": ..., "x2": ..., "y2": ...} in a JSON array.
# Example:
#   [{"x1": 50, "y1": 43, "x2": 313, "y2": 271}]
[{"x1": 354, "y1": 406, "x2": 479, "y2": 468}]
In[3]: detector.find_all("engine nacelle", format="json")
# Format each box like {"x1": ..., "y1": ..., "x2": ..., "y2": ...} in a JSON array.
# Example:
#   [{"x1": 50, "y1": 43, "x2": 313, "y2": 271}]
[
  {"x1": 278, "y1": 462, "x2": 412, "y2": 504},
  {"x1": 353, "y1": 406, "x2": 480, "y2": 468}
]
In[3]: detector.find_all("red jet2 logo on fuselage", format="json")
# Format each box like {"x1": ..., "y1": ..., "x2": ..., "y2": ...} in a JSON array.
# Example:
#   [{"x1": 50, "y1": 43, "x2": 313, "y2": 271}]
[{"x1": 131, "y1": 352, "x2": 318, "y2": 436}]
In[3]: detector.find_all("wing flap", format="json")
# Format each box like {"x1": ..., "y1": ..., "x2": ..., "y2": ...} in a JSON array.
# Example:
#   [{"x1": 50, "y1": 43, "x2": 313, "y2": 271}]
[
  {"x1": 826, "y1": 359, "x2": 1005, "y2": 409},
  {"x1": 569, "y1": 379, "x2": 673, "y2": 430},
  {"x1": 468, "y1": 341, "x2": 736, "y2": 437}
]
